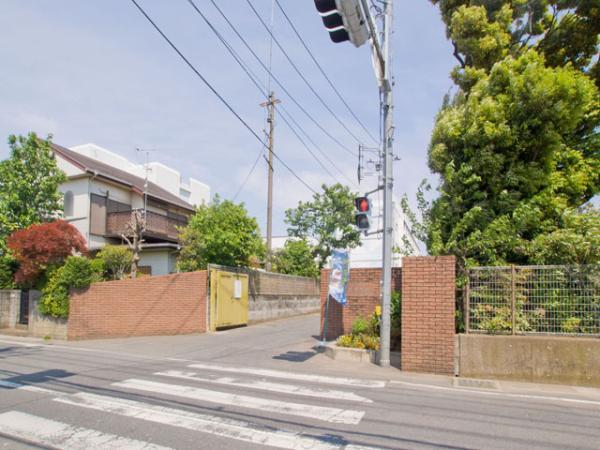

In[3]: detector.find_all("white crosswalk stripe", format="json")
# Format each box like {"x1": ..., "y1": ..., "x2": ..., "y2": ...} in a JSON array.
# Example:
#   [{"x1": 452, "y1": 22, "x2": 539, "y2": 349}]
[
  {"x1": 186, "y1": 362, "x2": 386, "y2": 388},
  {"x1": 0, "y1": 411, "x2": 172, "y2": 450},
  {"x1": 0, "y1": 362, "x2": 386, "y2": 449},
  {"x1": 155, "y1": 370, "x2": 373, "y2": 403},
  {"x1": 114, "y1": 378, "x2": 365, "y2": 424},
  {"x1": 56, "y1": 392, "x2": 356, "y2": 450}
]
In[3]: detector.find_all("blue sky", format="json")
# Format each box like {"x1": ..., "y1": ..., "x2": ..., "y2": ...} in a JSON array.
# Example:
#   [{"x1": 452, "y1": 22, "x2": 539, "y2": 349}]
[{"x1": 0, "y1": 0, "x2": 455, "y2": 236}]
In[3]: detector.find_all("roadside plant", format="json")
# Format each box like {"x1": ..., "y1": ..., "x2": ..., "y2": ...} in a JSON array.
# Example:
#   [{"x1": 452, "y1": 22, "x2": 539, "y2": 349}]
[
  {"x1": 272, "y1": 239, "x2": 319, "y2": 278},
  {"x1": 40, "y1": 256, "x2": 101, "y2": 318}
]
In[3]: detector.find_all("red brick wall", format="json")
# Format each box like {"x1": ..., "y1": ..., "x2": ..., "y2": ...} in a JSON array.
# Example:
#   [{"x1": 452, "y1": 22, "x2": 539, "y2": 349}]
[
  {"x1": 320, "y1": 268, "x2": 401, "y2": 340},
  {"x1": 68, "y1": 271, "x2": 207, "y2": 340},
  {"x1": 401, "y1": 256, "x2": 456, "y2": 375}
]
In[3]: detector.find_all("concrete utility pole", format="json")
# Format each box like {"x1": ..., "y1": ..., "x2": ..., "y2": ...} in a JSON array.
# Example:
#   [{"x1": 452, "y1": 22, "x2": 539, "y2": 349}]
[
  {"x1": 379, "y1": 0, "x2": 394, "y2": 368},
  {"x1": 261, "y1": 92, "x2": 280, "y2": 271}
]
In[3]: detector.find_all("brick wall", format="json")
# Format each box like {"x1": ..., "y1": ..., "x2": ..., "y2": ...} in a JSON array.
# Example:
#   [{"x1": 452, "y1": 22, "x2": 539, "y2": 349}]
[
  {"x1": 320, "y1": 268, "x2": 402, "y2": 340},
  {"x1": 68, "y1": 271, "x2": 207, "y2": 340},
  {"x1": 401, "y1": 256, "x2": 456, "y2": 375}
]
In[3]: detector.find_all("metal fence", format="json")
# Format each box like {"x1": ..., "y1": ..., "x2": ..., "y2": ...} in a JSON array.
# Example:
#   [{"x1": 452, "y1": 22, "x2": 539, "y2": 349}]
[{"x1": 465, "y1": 265, "x2": 600, "y2": 335}]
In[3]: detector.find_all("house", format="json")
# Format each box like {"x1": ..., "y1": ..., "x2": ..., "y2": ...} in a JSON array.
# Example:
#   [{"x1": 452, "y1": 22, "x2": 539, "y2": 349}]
[{"x1": 51, "y1": 143, "x2": 209, "y2": 275}]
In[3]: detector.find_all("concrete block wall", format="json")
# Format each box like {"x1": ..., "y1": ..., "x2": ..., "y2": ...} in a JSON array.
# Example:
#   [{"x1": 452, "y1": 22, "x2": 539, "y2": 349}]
[
  {"x1": 0, "y1": 290, "x2": 20, "y2": 329},
  {"x1": 68, "y1": 271, "x2": 207, "y2": 340},
  {"x1": 401, "y1": 256, "x2": 456, "y2": 375},
  {"x1": 28, "y1": 291, "x2": 68, "y2": 340},
  {"x1": 320, "y1": 268, "x2": 402, "y2": 340},
  {"x1": 248, "y1": 271, "x2": 320, "y2": 323}
]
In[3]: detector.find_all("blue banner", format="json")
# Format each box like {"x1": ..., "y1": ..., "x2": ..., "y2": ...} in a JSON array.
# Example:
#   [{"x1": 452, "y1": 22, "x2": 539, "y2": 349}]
[{"x1": 328, "y1": 249, "x2": 350, "y2": 306}]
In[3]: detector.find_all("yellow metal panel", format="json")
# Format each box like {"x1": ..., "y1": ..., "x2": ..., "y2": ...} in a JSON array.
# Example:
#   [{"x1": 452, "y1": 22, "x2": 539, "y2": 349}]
[{"x1": 210, "y1": 269, "x2": 248, "y2": 330}]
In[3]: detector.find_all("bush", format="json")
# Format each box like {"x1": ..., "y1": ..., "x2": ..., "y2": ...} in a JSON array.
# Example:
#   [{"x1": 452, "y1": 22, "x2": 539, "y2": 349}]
[
  {"x1": 40, "y1": 256, "x2": 100, "y2": 318},
  {"x1": 351, "y1": 317, "x2": 370, "y2": 336},
  {"x1": 0, "y1": 255, "x2": 17, "y2": 289},
  {"x1": 95, "y1": 245, "x2": 132, "y2": 280}
]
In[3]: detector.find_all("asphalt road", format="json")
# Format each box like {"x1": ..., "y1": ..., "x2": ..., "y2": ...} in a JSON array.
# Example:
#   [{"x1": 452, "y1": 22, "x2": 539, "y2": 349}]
[{"x1": 1, "y1": 315, "x2": 599, "y2": 450}]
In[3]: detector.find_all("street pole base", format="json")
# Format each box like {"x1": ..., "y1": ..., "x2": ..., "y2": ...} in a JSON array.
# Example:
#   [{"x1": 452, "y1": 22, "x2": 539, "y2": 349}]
[{"x1": 378, "y1": 358, "x2": 390, "y2": 368}]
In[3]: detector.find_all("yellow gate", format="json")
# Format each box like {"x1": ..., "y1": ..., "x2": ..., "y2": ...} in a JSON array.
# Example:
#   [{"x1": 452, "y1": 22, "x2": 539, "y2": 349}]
[{"x1": 209, "y1": 269, "x2": 249, "y2": 331}]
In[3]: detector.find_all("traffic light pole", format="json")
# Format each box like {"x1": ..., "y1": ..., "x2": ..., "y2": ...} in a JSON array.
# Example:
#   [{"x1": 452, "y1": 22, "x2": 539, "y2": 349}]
[{"x1": 363, "y1": 0, "x2": 394, "y2": 368}]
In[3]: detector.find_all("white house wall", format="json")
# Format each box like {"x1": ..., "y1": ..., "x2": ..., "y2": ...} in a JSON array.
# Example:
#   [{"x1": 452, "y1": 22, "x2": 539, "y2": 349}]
[
  {"x1": 138, "y1": 249, "x2": 178, "y2": 276},
  {"x1": 60, "y1": 177, "x2": 90, "y2": 244}
]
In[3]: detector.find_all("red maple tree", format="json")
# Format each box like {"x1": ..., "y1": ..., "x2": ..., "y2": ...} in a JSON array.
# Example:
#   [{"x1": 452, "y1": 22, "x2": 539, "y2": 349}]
[{"x1": 7, "y1": 220, "x2": 88, "y2": 286}]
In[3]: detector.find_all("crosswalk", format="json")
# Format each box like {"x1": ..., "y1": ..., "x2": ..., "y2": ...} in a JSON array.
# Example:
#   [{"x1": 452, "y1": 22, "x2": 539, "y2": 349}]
[{"x1": 0, "y1": 360, "x2": 386, "y2": 449}]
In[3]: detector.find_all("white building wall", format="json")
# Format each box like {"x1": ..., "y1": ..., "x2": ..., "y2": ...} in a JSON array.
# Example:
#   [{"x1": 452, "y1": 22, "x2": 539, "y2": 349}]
[
  {"x1": 60, "y1": 177, "x2": 90, "y2": 244},
  {"x1": 69, "y1": 143, "x2": 209, "y2": 207},
  {"x1": 138, "y1": 249, "x2": 178, "y2": 276}
]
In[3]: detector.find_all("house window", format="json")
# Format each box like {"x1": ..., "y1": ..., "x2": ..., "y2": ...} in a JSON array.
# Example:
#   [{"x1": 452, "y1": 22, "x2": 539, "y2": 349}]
[{"x1": 64, "y1": 191, "x2": 74, "y2": 217}]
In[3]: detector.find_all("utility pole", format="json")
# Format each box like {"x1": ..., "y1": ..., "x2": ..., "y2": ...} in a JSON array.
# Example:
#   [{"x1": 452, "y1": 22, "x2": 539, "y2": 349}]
[
  {"x1": 261, "y1": 92, "x2": 280, "y2": 271},
  {"x1": 378, "y1": 0, "x2": 394, "y2": 368}
]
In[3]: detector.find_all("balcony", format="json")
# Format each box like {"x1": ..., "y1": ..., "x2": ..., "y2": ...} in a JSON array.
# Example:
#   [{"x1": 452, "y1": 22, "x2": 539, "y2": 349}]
[{"x1": 106, "y1": 210, "x2": 187, "y2": 242}]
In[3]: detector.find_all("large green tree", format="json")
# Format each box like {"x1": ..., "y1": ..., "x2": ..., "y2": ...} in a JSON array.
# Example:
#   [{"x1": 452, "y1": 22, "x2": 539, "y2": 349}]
[
  {"x1": 419, "y1": 1, "x2": 599, "y2": 269},
  {"x1": 178, "y1": 195, "x2": 265, "y2": 271},
  {"x1": 272, "y1": 239, "x2": 319, "y2": 278},
  {"x1": 285, "y1": 183, "x2": 361, "y2": 268},
  {"x1": 0, "y1": 133, "x2": 66, "y2": 287}
]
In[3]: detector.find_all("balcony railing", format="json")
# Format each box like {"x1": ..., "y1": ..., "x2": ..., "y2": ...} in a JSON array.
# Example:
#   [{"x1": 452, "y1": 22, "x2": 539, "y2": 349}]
[{"x1": 106, "y1": 210, "x2": 187, "y2": 241}]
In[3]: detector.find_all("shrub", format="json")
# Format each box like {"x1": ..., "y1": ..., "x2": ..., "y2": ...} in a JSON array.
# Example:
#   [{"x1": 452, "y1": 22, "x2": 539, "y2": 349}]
[
  {"x1": 95, "y1": 245, "x2": 133, "y2": 280},
  {"x1": 351, "y1": 317, "x2": 370, "y2": 336},
  {"x1": 0, "y1": 255, "x2": 17, "y2": 289},
  {"x1": 40, "y1": 256, "x2": 99, "y2": 318}
]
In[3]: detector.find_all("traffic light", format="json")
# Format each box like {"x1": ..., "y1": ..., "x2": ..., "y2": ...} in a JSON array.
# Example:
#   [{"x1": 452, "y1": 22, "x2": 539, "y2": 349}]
[
  {"x1": 354, "y1": 196, "x2": 371, "y2": 231},
  {"x1": 314, "y1": 0, "x2": 369, "y2": 47}
]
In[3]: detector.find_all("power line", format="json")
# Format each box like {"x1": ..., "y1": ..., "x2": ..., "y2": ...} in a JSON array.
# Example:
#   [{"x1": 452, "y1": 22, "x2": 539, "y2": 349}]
[
  {"x1": 206, "y1": 0, "x2": 357, "y2": 158},
  {"x1": 184, "y1": 0, "x2": 344, "y2": 185},
  {"x1": 130, "y1": 0, "x2": 317, "y2": 195},
  {"x1": 245, "y1": 0, "x2": 366, "y2": 146},
  {"x1": 233, "y1": 146, "x2": 264, "y2": 201},
  {"x1": 274, "y1": 0, "x2": 379, "y2": 146}
]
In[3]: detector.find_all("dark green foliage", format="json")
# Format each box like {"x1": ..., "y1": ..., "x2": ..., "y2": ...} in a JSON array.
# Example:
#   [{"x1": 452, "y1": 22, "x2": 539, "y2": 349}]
[
  {"x1": 39, "y1": 256, "x2": 100, "y2": 318},
  {"x1": 0, "y1": 256, "x2": 17, "y2": 289},
  {"x1": 272, "y1": 239, "x2": 319, "y2": 278},
  {"x1": 178, "y1": 195, "x2": 265, "y2": 271},
  {"x1": 285, "y1": 183, "x2": 361, "y2": 269}
]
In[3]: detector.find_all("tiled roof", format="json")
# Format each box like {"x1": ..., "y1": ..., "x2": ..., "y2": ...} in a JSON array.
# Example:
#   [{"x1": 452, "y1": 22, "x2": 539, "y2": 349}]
[{"x1": 52, "y1": 143, "x2": 195, "y2": 212}]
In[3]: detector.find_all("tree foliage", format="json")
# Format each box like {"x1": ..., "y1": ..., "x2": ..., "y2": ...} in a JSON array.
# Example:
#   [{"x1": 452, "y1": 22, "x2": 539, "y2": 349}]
[
  {"x1": 178, "y1": 196, "x2": 265, "y2": 271},
  {"x1": 0, "y1": 133, "x2": 66, "y2": 286},
  {"x1": 40, "y1": 256, "x2": 99, "y2": 318},
  {"x1": 272, "y1": 239, "x2": 319, "y2": 278},
  {"x1": 0, "y1": 133, "x2": 66, "y2": 243},
  {"x1": 419, "y1": 1, "x2": 600, "y2": 269},
  {"x1": 285, "y1": 183, "x2": 361, "y2": 268},
  {"x1": 7, "y1": 220, "x2": 87, "y2": 287},
  {"x1": 95, "y1": 245, "x2": 133, "y2": 280}
]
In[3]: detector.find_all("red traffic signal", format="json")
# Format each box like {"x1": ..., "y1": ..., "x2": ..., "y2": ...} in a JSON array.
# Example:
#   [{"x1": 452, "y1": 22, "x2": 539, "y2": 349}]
[
  {"x1": 354, "y1": 197, "x2": 370, "y2": 213},
  {"x1": 354, "y1": 196, "x2": 371, "y2": 231}
]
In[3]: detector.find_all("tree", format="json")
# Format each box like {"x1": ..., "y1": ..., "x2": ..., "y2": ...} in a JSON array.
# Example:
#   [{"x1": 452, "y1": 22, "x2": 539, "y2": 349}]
[
  {"x1": 7, "y1": 220, "x2": 87, "y2": 287},
  {"x1": 0, "y1": 133, "x2": 66, "y2": 242},
  {"x1": 178, "y1": 196, "x2": 265, "y2": 271},
  {"x1": 420, "y1": 1, "x2": 599, "y2": 269},
  {"x1": 95, "y1": 245, "x2": 133, "y2": 280},
  {"x1": 285, "y1": 183, "x2": 361, "y2": 269},
  {"x1": 272, "y1": 239, "x2": 319, "y2": 278},
  {"x1": 0, "y1": 133, "x2": 66, "y2": 286},
  {"x1": 120, "y1": 209, "x2": 145, "y2": 278}
]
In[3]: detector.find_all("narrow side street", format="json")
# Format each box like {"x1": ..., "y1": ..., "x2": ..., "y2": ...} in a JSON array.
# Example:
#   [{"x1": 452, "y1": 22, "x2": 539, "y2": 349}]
[{"x1": 1, "y1": 315, "x2": 599, "y2": 450}]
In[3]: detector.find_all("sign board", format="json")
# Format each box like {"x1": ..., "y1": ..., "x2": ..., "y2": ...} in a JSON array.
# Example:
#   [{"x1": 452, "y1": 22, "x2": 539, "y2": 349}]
[
  {"x1": 234, "y1": 279, "x2": 242, "y2": 299},
  {"x1": 328, "y1": 249, "x2": 350, "y2": 305}
]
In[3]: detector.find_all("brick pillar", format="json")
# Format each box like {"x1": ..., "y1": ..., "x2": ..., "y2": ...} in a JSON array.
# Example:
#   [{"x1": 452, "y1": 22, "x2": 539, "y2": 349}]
[{"x1": 401, "y1": 256, "x2": 456, "y2": 375}]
